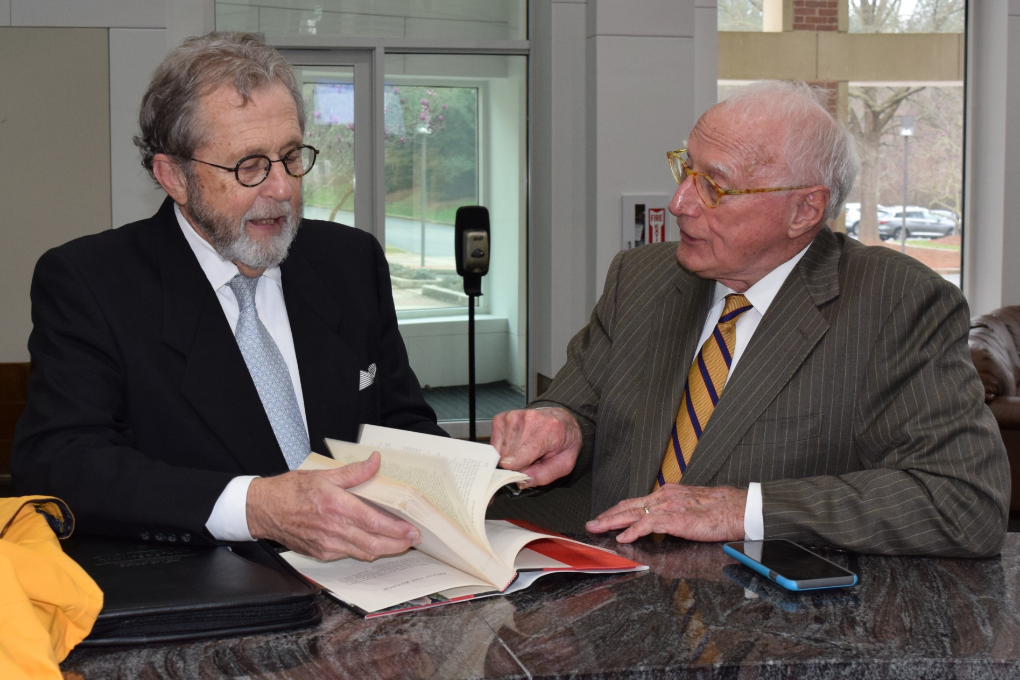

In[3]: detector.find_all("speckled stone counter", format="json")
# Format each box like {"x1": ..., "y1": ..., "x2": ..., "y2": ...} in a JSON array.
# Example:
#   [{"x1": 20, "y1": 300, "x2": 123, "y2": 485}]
[{"x1": 61, "y1": 533, "x2": 1020, "y2": 679}]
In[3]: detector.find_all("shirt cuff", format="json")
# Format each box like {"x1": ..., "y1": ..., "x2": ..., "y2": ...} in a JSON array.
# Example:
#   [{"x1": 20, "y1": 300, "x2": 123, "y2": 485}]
[
  {"x1": 743, "y1": 482, "x2": 764, "y2": 541},
  {"x1": 205, "y1": 476, "x2": 258, "y2": 542}
]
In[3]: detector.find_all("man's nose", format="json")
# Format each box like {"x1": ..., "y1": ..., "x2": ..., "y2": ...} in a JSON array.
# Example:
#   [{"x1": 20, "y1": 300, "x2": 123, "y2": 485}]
[
  {"x1": 669, "y1": 178, "x2": 699, "y2": 217},
  {"x1": 259, "y1": 160, "x2": 294, "y2": 201}
]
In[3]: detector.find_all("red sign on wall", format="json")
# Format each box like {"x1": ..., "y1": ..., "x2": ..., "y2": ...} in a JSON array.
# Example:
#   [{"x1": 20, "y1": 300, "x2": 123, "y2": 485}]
[{"x1": 647, "y1": 208, "x2": 666, "y2": 243}]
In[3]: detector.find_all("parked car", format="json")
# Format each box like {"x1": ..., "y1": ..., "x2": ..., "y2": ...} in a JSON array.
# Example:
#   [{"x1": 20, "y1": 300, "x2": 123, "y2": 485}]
[
  {"x1": 931, "y1": 209, "x2": 961, "y2": 232},
  {"x1": 878, "y1": 206, "x2": 955, "y2": 240},
  {"x1": 845, "y1": 202, "x2": 860, "y2": 237},
  {"x1": 845, "y1": 203, "x2": 893, "y2": 239}
]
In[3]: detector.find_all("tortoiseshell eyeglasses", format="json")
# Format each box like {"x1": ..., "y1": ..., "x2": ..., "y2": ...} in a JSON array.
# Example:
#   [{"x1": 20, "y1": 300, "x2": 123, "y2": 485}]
[{"x1": 666, "y1": 148, "x2": 810, "y2": 208}]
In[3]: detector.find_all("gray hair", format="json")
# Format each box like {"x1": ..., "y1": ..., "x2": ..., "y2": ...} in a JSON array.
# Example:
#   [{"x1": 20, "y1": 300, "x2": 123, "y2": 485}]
[
  {"x1": 715, "y1": 80, "x2": 861, "y2": 223},
  {"x1": 134, "y1": 32, "x2": 304, "y2": 180}
]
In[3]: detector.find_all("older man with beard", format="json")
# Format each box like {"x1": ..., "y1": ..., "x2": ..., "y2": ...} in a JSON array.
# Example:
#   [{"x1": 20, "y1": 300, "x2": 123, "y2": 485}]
[{"x1": 11, "y1": 33, "x2": 444, "y2": 561}]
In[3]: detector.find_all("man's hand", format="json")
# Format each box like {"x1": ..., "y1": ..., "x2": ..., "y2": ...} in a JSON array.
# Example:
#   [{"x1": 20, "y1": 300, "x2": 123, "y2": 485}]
[
  {"x1": 585, "y1": 484, "x2": 747, "y2": 543},
  {"x1": 246, "y1": 451, "x2": 420, "y2": 561},
  {"x1": 490, "y1": 408, "x2": 582, "y2": 487}
]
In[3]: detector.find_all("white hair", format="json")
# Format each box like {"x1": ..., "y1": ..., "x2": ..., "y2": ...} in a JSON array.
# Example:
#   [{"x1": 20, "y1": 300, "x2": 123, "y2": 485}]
[{"x1": 715, "y1": 80, "x2": 861, "y2": 223}]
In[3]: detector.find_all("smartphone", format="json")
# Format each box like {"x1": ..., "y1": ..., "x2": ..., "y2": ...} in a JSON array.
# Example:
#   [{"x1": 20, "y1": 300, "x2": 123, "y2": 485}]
[{"x1": 723, "y1": 540, "x2": 858, "y2": 591}]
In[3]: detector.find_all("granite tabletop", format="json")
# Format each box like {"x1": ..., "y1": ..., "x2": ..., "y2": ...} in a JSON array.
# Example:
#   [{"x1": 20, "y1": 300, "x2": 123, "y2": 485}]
[{"x1": 61, "y1": 533, "x2": 1020, "y2": 679}]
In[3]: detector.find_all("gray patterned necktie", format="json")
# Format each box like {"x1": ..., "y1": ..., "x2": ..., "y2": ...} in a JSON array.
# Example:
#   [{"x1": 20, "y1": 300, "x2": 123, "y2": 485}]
[{"x1": 228, "y1": 274, "x2": 310, "y2": 470}]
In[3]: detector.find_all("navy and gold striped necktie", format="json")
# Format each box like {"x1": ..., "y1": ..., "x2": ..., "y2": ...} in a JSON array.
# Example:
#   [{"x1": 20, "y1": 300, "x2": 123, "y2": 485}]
[{"x1": 655, "y1": 293, "x2": 753, "y2": 489}]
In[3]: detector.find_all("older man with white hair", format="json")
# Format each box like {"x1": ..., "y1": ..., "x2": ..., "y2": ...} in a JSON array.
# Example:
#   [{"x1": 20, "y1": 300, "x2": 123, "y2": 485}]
[{"x1": 491, "y1": 80, "x2": 1009, "y2": 557}]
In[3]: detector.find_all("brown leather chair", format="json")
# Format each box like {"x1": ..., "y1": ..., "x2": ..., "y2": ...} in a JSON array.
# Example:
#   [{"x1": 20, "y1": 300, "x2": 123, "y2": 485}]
[{"x1": 969, "y1": 306, "x2": 1020, "y2": 510}]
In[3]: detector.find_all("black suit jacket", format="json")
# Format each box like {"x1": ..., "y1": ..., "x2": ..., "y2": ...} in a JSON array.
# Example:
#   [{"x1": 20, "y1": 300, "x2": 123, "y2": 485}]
[{"x1": 12, "y1": 198, "x2": 445, "y2": 542}]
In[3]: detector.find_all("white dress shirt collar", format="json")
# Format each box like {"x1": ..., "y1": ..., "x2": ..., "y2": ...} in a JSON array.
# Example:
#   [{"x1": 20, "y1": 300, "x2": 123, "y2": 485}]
[
  {"x1": 711, "y1": 243, "x2": 812, "y2": 317},
  {"x1": 174, "y1": 203, "x2": 283, "y2": 288}
]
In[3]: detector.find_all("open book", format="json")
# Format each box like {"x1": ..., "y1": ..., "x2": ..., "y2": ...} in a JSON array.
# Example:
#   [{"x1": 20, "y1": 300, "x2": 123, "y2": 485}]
[{"x1": 281, "y1": 425, "x2": 646, "y2": 617}]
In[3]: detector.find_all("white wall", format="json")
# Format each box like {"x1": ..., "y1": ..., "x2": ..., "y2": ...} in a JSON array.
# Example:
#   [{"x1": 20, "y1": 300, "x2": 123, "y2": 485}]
[
  {"x1": 529, "y1": 0, "x2": 595, "y2": 395},
  {"x1": 528, "y1": 0, "x2": 554, "y2": 394},
  {"x1": 529, "y1": 0, "x2": 711, "y2": 393},
  {"x1": 549, "y1": 0, "x2": 593, "y2": 376},
  {"x1": 693, "y1": 0, "x2": 718, "y2": 120},
  {"x1": 1002, "y1": 2, "x2": 1020, "y2": 310},
  {"x1": 0, "y1": 0, "x2": 214, "y2": 362},
  {"x1": 9, "y1": 0, "x2": 214, "y2": 233},
  {"x1": 110, "y1": 28, "x2": 170, "y2": 228},
  {"x1": 964, "y1": 0, "x2": 1020, "y2": 315},
  {"x1": 10, "y1": 0, "x2": 165, "y2": 27},
  {"x1": 399, "y1": 315, "x2": 511, "y2": 387},
  {"x1": 586, "y1": 0, "x2": 698, "y2": 300},
  {"x1": 486, "y1": 58, "x2": 529, "y2": 389},
  {"x1": 0, "y1": 28, "x2": 112, "y2": 363}
]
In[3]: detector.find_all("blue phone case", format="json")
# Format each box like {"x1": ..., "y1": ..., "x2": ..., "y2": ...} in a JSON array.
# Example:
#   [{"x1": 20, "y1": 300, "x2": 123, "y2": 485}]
[{"x1": 723, "y1": 542, "x2": 858, "y2": 591}]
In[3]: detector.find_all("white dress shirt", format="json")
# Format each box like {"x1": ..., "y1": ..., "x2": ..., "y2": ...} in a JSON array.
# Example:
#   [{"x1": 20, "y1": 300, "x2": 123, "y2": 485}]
[
  {"x1": 174, "y1": 205, "x2": 307, "y2": 541},
  {"x1": 690, "y1": 245, "x2": 811, "y2": 541}
]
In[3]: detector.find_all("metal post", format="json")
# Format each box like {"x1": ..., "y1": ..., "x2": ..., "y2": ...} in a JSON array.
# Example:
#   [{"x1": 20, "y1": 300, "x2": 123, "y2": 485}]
[
  {"x1": 900, "y1": 124, "x2": 911, "y2": 253},
  {"x1": 420, "y1": 133, "x2": 428, "y2": 267},
  {"x1": 468, "y1": 294, "x2": 476, "y2": 442}
]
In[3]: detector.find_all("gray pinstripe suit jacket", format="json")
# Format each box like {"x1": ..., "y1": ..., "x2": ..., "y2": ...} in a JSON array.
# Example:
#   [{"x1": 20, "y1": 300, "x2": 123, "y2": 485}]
[{"x1": 534, "y1": 227, "x2": 1009, "y2": 557}]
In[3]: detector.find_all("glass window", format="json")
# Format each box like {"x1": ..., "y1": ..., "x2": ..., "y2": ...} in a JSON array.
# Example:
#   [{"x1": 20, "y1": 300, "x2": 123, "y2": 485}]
[
  {"x1": 718, "y1": 0, "x2": 763, "y2": 32},
  {"x1": 216, "y1": 0, "x2": 527, "y2": 41},
  {"x1": 384, "y1": 54, "x2": 528, "y2": 416},
  {"x1": 384, "y1": 54, "x2": 526, "y2": 323},
  {"x1": 719, "y1": 0, "x2": 966, "y2": 288},
  {"x1": 282, "y1": 50, "x2": 528, "y2": 420},
  {"x1": 296, "y1": 67, "x2": 356, "y2": 229},
  {"x1": 382, "y1": 82, "x2": 478, "y2": 311},
  {"x1": 849, "y1": 0, "x2": 964, "y2": 33}
]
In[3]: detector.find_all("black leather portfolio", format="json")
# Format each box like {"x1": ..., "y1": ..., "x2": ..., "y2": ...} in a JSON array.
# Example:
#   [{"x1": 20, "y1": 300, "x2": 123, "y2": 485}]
[{"x1": 61, "y1": 536, "x2": 321, "y2": 646}]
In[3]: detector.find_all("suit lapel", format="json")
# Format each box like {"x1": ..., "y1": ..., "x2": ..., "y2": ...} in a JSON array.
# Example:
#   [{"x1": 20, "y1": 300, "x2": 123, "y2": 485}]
[
  {"x1": 628, "y1": 266, "x2": 713, "y2": 498},
  {"x1": 281, "y1": 242, "x2": 361, "y2": 455},
  {"x1": 680, "y1": 229, "x2": 843, "y2": 487},
  {"x1": 156, "y1": 199, "x2": 288, "y2": 476}
]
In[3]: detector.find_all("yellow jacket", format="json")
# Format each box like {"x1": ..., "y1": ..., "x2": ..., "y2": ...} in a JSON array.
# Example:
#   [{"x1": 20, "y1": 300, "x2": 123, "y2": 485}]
[{"x1": 0, "y1": 496, "x2": 103, "y2": 680}]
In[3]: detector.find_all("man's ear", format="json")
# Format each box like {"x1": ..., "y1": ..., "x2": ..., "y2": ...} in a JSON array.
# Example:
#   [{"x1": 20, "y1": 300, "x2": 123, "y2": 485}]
[
  {"x1": 788, "y1": 186, "x2": 830, "y2": 238},
  {"x1": 152, "y1": 154, "x2": 189, "y2": 205}
]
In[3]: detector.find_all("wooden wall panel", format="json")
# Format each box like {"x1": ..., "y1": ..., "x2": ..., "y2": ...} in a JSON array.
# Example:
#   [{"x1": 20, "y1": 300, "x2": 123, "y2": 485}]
[{"x1": 0, "y1": 363, "x2": 31, "y2": 475}]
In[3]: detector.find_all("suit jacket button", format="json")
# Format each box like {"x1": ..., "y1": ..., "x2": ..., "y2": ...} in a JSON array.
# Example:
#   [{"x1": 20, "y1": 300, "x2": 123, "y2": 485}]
[
  {"x1": 155, "y1": 533, "x2": 166, "y2": 542},
  {"x1": 140, "y1": 532, "x2": 150, "y2": 541},
  {"x1": 167, "y1": 534, "x2": 177, "y2": 543},
  {"x1": 181, "y1": 533, "x2": 192, "y2": 543}
]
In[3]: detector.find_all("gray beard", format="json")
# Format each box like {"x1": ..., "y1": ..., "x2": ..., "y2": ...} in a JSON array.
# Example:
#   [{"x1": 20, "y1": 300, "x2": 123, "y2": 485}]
[{"x1": 187, "y1": 184, "x2": 302, "y2": 271}]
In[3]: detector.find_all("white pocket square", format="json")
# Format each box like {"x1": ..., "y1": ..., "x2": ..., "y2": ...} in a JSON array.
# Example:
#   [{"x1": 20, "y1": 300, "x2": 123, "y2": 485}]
[{"x1": 359, "y1": 363, "x2": 377, "y2": 391}]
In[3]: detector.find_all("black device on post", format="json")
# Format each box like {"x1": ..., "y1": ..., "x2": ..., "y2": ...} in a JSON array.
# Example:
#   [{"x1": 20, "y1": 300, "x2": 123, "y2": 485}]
[{"x1": 455, "y1": 206, "x2": 491, "y2": 441}]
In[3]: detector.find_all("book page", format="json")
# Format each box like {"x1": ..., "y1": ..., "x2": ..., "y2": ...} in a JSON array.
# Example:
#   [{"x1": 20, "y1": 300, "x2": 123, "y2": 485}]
[
  {"x1": 301, "y1": 454, "x2": 516, "y2": 589},
  {"x1": 486, "y1": 469, "x2": 530, "y2": 500},
  {"x1": 484, "y1": 519, "x2": 644, "y2": 571},
  {"x1": 513, "y1": 547, "x2": 571, "y2": 570},
  {"x1": 359, "y1": 425, "x2": 498, "y2": 527},
  {"x1": 349, "y1": 475, "x2": 514, "y2": 588},
  {"x1": 281, "y1": 550, "x2": 492, "y2": 614},
  {"x1": 321, "y1": 442, "x2": 476, "y2": 541},
  {"x1": 485, "y1": 519, "x2": 560, "y2": 567}
]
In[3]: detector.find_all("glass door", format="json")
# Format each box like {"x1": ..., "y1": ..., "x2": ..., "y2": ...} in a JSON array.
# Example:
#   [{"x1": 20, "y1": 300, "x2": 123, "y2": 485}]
[{"x1": 281, "y1": 50, "x2": 375, "y2": 236}]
